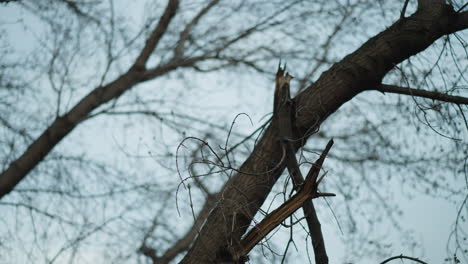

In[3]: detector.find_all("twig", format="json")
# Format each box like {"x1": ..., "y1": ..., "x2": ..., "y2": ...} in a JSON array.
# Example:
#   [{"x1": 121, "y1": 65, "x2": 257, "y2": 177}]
[
  {"x1": 380, "y1": 254, "x2": 428, "y2": 264},
  {"x1": 401, "y1": 0, "x2": 410, "y2": 18},
  {"x1": 377, "y1": 84, "x2": 468, "y2": 105}
]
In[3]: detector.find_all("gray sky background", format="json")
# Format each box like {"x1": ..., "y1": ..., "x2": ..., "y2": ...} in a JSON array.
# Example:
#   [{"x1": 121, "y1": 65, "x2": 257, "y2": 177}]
[{"x1": 0, "y1": 1, "x2": 466, "y2": 263}]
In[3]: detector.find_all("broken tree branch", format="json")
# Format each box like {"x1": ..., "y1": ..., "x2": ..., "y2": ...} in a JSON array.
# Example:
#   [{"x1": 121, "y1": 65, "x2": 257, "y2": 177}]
[
  {"x1": 274, "y1": 64, "x2": 331, "y2": 264},
  {"x1": 181, "y1": 4, "x2": 468, "y2": 263},
  {"x1": 237, "y1": 139, "x2": 334, "y2": 260}
]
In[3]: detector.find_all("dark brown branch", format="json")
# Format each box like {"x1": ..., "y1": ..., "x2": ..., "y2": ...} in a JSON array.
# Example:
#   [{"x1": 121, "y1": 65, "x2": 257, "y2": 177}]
[
  {"x1": 274, "y1": 65, "x2": 330, "y2": 264},
  {"x1": 380, "y1": 255, "x2": 428, "y2": 264},
  {"x1": 174, "y1": 0, "x2": 220, "y2": 59},
  {"x1": 142, "y1": 56, "x2": 204, "y2": 81},
  {"x1": 377, "y1": 84, "x2": 468, "y2": 105},
  {"x1": 0, "y1": 0, "x2": 17, "y2": 4},
  {"x1": 0, "y1": 0, "x2": 181, "y2": 199},
  {"x1": 139, "y1": 244, "x2": 159, "y2": 263},
  {"x1": 238, "y1": 140, "x2": 334, "y2": 260},
  {"x1": 162, "y1": 195, "x2": 218, "y2": 262},
  {"x1": 401, "y1": 0, "x2": 410, "y2": 18},
  {"x1": 133, "y1": 0, "x2": 179, "y2": 69},
  {"x1": 59, "y1": 0, "x2": 101, "y2": 23},
  {"x1": 181, "y1": 4, "x2": 468, "y2": 263},
  {"x1": 453, "y1": 10, "x2": 468, "y2": 32},
  {"x1": 140, "y1": 193, "x2": 220, "y2": 264},
  {"x1": 417, "y1": 0, "x2": 444, "y2": 10},
  {"x1": 297, "y1": 6, "x2": 351, "y2": 92}
]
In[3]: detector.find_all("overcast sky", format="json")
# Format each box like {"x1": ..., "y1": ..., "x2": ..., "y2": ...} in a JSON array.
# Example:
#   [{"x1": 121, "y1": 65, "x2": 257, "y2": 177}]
[{"x1": 0, "y1": 1, "x2": 467, "y2": 263}]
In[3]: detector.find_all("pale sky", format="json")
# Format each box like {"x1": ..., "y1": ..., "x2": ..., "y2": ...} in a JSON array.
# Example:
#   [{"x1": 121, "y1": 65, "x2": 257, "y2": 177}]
[{"x1": 0, "y1": 1, "x2": 467, "y2": 264}]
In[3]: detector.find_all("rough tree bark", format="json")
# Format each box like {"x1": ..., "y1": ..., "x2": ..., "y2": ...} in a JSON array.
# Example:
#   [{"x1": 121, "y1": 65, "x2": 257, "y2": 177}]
[
  {"x1": 274, "y1": 65, "x2": 331, "y2": 264},
  {"x1": 181, "y1": 3, "x2": 468, "y2": 263},
  {"x1": 0, "y1": 1, "x2": 467, "y2": 263}
]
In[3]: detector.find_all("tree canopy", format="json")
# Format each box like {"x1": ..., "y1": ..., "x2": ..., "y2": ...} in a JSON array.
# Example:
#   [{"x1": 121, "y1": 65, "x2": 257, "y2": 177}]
[{"x1": 0, "y1": 0, "x2": 467, "y2": 263}]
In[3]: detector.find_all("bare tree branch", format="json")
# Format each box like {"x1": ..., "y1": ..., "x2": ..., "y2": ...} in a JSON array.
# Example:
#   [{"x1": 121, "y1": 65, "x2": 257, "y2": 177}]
[
  {"x1": 401, "y1": 0, "x2": 410, "y2": 18},
  {"x1": 134, "y1": 0, "x2": 179, "y2": 69},
  {"x1": 0, "y1": 0, "x2": 181, "y2": 199},
  {"x1": 417, "y1": 0, "x2": 444, "y2": 10},
  {"x1": 140, "y1": 192, "x2": 219, "y2": 264},
  {"x1": 2, "y1": 1, "x2": 467, "y2": 262},
  {"x1": 174, "y1": 0, "x2": 220, "y2": 59},
  {"x1": 380, "y1": 255, "x2": 428, "y2": 264},
  {"x1": 377, "y1": 84, "x2": 468, "y2": 105},
  {"x1": 274, "y1": 64, "x2": 330, "y2": 264},
  {"x1": 0, "y1": 0, "x2": 16, "y2": 4},
  {"x1": 237, "y1": 140, "x2": 334, "y2": 261},
  {"x1": 181, "y1": 4, "x2": 468, "y2": 263},
  {"x1": 453, "y1": 10, "x2": 468, "y2": 32}
]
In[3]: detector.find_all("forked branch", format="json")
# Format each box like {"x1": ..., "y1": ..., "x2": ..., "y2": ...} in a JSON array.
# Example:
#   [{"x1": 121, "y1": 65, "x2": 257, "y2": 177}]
[
  {"x1": 237, "y1": 139, "x2": 335, "y2": 261},
  {"x1": 134, "y1": 0, "x2": 179, "y2": 69},
  {"x1": 274, "y1": 64, "x2": 331, "y2": 264}
]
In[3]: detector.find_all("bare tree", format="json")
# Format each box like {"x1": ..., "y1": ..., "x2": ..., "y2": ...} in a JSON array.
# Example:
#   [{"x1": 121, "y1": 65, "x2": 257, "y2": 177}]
[{"x1": 0, "y1": 0, "x2": 467, "y2": 263}]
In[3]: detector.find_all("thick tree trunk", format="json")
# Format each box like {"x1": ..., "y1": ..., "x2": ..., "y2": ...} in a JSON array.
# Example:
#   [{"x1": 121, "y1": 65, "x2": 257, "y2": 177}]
[{"x1": 181, "y1": 3, "x2": 468, "y2": 263}]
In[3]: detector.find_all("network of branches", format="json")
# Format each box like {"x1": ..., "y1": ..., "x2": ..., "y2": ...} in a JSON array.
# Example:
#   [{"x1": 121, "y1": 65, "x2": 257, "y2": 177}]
[{"x1": 0, "y1": 0, "x2": 467, "y2": 263}]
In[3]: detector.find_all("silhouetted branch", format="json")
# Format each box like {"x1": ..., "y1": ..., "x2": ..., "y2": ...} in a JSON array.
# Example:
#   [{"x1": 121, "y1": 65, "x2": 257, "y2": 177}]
[
  {"x1": 139, "y1": 193, "x2": 219, "y2": 264},
  {"x1": 238, "y1": 139, "x2": 335, "y2": 261},
  {"x1": 182, "y1": 3, "x2": 468, "y2": 262},
  {"x1": 174, "y1": 0, "x2": 220, "y2": 59},
  {"x1": 0, "y1": 0, "x2": 17, "y2": 4},
  {"x1": 380, "y1": 255, "x2": 428, "y2": 264},
  {"x1": 377, "y1": 84, "x2": 468, "y2": 105},
  {"x1": 400, "y1": 0, "x2": 410, "y2": 18},
  {"x1": 0, "y1": 0, "x2": 181, "y2": 199},
  {"x1": 274, "y1": 64, "x2": 330, "y2": 264},
  {"x1": 134, "y1": 0, "x2": 179, "y2": 69}
]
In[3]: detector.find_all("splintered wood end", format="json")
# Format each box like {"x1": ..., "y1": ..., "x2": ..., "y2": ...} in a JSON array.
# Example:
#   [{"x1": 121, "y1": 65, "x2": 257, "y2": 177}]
[{"x1": 276, "y1": 63, "x2": 293, "y2": 88}]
